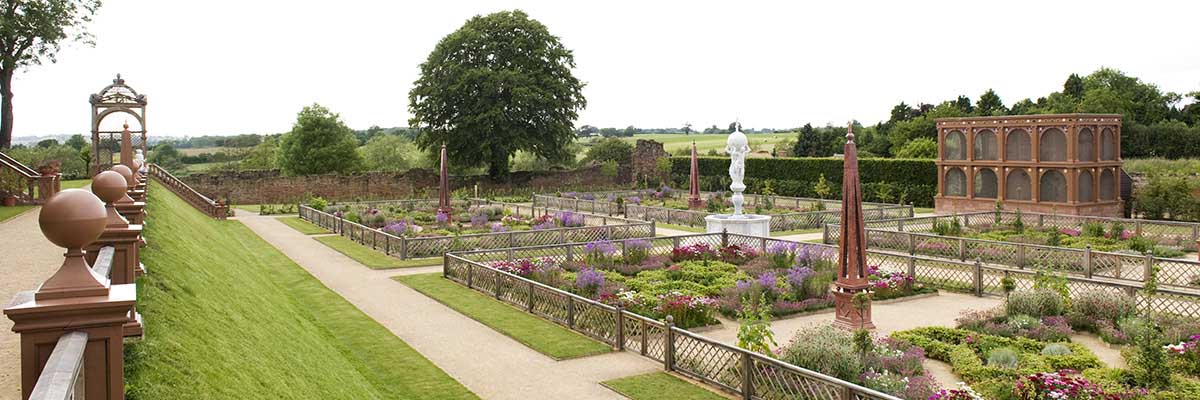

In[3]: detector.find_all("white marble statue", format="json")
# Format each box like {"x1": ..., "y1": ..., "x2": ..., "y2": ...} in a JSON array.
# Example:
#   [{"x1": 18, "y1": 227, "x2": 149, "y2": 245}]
[{"x1": 725, "y1": 125, "x2": 750, "y2": 217}]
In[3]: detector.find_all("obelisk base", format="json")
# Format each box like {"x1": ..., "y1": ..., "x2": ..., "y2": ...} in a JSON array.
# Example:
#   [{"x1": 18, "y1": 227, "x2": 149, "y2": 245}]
[{"x1": 832, "y1": 289, "x2": 875, "y2": 330}]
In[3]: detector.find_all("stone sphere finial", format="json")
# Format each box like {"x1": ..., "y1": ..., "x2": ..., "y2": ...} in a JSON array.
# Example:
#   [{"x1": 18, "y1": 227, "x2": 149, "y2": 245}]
[
  {"x1": 92, "y1": 171, "x2": 130, "y2": 228},
  {"x1": 40, "y1": 189, "x2": 107, "y2": 249},
  {"x1": 111, "y1": 164, "x2": 135, "y2": 188},
  {"x1": 846, "y1": 122, "x2": 856, "y2": 143}
]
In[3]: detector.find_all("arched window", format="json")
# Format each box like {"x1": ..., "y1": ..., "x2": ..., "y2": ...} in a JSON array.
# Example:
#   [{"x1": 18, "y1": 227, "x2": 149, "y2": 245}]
[
  {"x1": 1078, "y1": 170, "x2": 1095, "y2": 202},
  {"x1": 945, "y1": 168, "x2": 967, "y2": 196},
  {"x1": 1040, "y1": 128, "x2": 1067, "y2": 161},
  {"x1": 1100, "y1": 128, "x2": 1117, "y2": 160},
  {"x1": 1040, "y1": 170, "x2": 1067, "y2": 203},
  {"x1": 974, "y1": 169, "x2": 997, "y2": 198},
  {"x1": 1100, "y1": 169, "x2": 1116, "y2": 200},
  {"x1": 944, "y1": 130, "x2": 967, "y2": 160},
  {"x1": 974, "y1": 130, "x2": 998, "y2": 160},
  {"x1": 1006, "y1": 169, "x2": 1032, "y2": 200},
  {"x1": 1077, "y1": 128, "x2": 1095, "y2": 162},
  {"x1": 1006, "y1": 129, "x2": 1031, "y2": 161}
]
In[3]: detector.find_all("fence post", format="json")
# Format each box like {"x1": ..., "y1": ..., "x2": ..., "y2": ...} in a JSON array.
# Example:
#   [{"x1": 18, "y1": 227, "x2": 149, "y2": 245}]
[
  {"x1": 664, "y1": 316, "x2": 675, "y2": 372},
  {"x1": 1143, "y1": 253, "x2": 1153, "y2": 283},
  {"x1": 526, "y1": 280, "x2": 535, "y2": 312},
  {"x1": 400, "y1": 237, "x2": 409, "y2": 260},
  {"x1": 615, "y1": 306, "x2": 625, "y2": 350},
  {"x1": 566, "y1": 243, "x2": 574, "y2": 263},
  {"x1": 908, "y1": 234, "x2": 916, "y2": 255},
  {"x1": 722, "y1": 229, "x2": 729, "y2": 247},
  {"x1": 508, "y1": 232, "x2": 515, "y2": 248},
  {"x1": 567, "y1": 297, "x2": 576, "y2": 329},
  {"x1": 640, "y1": 319, "x2": 648, "y2": 356},
  {"x1": 443, "y1": 254, "x2": 449, "y2": 278},
  {"x1": 1038, "y1": 214, "x2": 1045, "y2": 227},
  {"x1": 958, "y1": 239, "x2": 967, "y2": 261},
  {"x1": 760, "y1": 237, "x2": 767, "y2": 254},
  {"x1": 897, "y1": 219, "x2": 905, "y2": 232},
  {"x1": 822, "y1": 224, "x2": 830, "y2": 244},
  {"x1": 494, "y1": 271, "x2": 503, "y2": 299},
  {"x1": 385, "y1": 235, "x2": 390, "y2": 255},
  {"x1": 1083, "y1": 246, "x2": 1093, "y2": 278},
  {"x1": 673, "y1": 237, "x2": 681, "y2": 249},
  {"x1": 467, "y1": 263, "x2": 474, "y2": 288},
  {"x1": 741, "y1": 352, "x2": 753, "y2": 400},
  {"x1": 1135, "y1": 220, "x2": 1143, "y2": 237},
  {"x1": 1017, "y1": 244, "x2": 1026, "y2": 269},
  {"x1": 973, "y1": 259, "x2": 983, "y2": 297},
  {"x1": 651, "y1": 221, "x2": 657, "y2": 237},
  {"x1": 908, "y1": 256, "x2": 916, "y2": 278}
]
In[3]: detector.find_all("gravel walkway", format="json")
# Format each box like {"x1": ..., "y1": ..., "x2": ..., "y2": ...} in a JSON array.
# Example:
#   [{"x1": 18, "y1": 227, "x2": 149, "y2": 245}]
[
  {"x1": 0, "y1": 207, "x2": 66, "y2": 400},
  {"x1": 239, "y1": 214, "x2": 660, "y2": 400}
]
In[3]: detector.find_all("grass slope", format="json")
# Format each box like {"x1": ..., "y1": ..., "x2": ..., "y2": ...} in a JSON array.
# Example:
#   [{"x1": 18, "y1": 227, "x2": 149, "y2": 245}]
[
  {"x1": 278, "y1": 216, "x2": 327, "y2": 235},
  {"x1": 314, "y1": 235, "x2": 440, "y2": 269},
  {"x1": 602, "y1": 372, "x2": 729, "y2": 400},
  {"x1": 126, "y1": 185, "x2": 477, "y2": 400},
  {"x1": 0, "y1": 205, "x2": 34, "y2": 223},
  {"x1": 394, "y1": 273, "x2": 611, "y2": 360}
]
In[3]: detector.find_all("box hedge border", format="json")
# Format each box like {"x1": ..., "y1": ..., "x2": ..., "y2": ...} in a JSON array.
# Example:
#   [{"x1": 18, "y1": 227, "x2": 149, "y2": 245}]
[{"x1": 669, "y1": 157, "x2": 938, "y2": 207}]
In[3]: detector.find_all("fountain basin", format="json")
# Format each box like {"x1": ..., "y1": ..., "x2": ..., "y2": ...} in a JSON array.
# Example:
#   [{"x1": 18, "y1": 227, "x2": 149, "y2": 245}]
[{"x1": 705, "y1": 214, "x2": 771, "y2": 237}]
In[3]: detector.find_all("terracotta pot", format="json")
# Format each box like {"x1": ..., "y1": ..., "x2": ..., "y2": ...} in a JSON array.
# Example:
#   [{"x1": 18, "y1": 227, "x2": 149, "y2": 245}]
[{"x1": 3, "y1": 196, "x2": 16, "y2": 207}]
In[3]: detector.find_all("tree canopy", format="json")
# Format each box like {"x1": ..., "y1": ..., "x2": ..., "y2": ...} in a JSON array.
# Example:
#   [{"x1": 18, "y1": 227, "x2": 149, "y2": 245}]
[
  {"x1": 1, "y1": 0, "x2": 101, "y2": 149},
  {"x1": 277, "y1": 104, "x2": 362, "y2": 175},
  {"x1": 408, "y1": 10, "x2": 586, "y2": 178}
]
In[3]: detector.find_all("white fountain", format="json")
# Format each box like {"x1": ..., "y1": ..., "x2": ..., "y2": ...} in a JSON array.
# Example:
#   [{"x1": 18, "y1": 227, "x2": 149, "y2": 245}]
[{"x1": 704, "y1": 126, "x2": 771, "y2": 236}]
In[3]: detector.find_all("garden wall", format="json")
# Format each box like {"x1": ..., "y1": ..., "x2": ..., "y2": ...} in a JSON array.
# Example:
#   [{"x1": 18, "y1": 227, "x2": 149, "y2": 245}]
[
  {"x1": 669, "y1": 157, "x2": 937, "y2": 207},
  {"x1": 181, "y1": 165, "x2": 626, "y2": 204}
]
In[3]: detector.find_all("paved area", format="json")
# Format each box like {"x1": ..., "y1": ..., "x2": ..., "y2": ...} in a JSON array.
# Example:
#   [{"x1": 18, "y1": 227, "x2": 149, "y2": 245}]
[
  {"x1": 240, "y1": 214, "x2": 660, "y2": 400},
  {"x1": 0, "y1": 207, "x2": 66, "y2": 400}
]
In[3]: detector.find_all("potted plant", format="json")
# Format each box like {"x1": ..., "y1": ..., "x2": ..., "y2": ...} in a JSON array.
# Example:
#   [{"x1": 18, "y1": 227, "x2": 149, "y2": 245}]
[{"x1": 2, "y1": 191, "x2": 16, "y2": 207}]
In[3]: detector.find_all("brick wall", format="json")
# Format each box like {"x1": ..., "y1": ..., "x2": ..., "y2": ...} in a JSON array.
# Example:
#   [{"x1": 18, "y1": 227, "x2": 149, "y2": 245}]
[
  {"x1": 182, "y1": 165, "x2": 624, "y2": 204},
  {"x1": 631, "y1": 139, "x2": 668, "y2": 185}
]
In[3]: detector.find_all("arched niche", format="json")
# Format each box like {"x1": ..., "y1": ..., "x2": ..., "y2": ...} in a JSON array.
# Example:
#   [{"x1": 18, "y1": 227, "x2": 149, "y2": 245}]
[
  {"x1": 973, "y1": 129, "x2": 998, "y2": 160},
  {"x1": 1100, "y1": 169, "x2": 1116, "y2": 200},
  {"x1": 1078, "y1": 170, "x2": 1095, "y2": 202},
  {"x1": 1006, "y1": 129, "x2": 1031, "y2": 161},
  {"x1": 945, "y1": 167, "x2": 967, "y2": 196},
  {"x1": 1006, "y1": 169, "x2": 1032, "y2": 200},
  {"x1": 944, "y1": 130, "x2": 967, "y2": 160},
  {"x1": 1100, "y1": 128, "x2": 1117, "y2": 160},
  {"x1": 974, "y1": 168, "x2": 997, "y2": 198},
  {"x1": 1039, "y1": 170, "x2": 1067, "y2": 203},
  {"x1": 1040, "y1": 128, "x2": 1067, "y2": 162},
  {"x1": 1077, "y1": 128, "x2": 1095, "y2": 162}
]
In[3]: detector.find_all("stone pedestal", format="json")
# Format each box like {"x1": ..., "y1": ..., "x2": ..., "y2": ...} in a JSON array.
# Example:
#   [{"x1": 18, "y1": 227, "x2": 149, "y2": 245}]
[
  {"x1": 4, "y1": 285, "x2": 137, "y2": 400},
  {"x1": 114, "y1": 202, "x2": 145, "y2": 225},
  {"x1": 705, "y1": 214, "x2": 771, "y2": 237},
  {"x1": 832, "y1": 289, "x2": 875, "y2": 330},
  {"x1": 129, "y1": 188, "x2": 146, "y2": 202}
]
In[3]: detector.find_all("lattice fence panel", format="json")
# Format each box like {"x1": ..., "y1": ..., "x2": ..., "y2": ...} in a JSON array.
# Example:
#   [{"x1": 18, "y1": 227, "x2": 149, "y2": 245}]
[
  {"x1": 750, "y1": 359, "x2": 844, "y2": 400},
  {"x1": 530, "y1": 286, "x2": 570, "y2": 324},
  {"x1": 672, "y1": 334, "x2": 742, "y2": 392},
  {"x1": 574, "y1": 303, "x2": 617, "y2": 344}
]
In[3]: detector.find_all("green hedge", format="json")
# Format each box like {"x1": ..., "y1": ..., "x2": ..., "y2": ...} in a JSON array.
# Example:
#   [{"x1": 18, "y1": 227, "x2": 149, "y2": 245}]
[{"x1": 669, "y1": 157, "x2": 938, "y2": 207}]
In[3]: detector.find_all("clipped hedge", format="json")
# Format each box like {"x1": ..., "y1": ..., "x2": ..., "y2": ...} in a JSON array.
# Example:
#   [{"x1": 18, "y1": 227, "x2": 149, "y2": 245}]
[{"x1": 669, "y1": 157, "x2": 937, "y2": 207}]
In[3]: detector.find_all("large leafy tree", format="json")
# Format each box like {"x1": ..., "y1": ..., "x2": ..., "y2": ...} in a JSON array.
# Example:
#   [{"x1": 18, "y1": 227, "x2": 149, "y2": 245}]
[
  {"x1": 277, "y1": 103, "x2": 362, "y2": 175},
  {"x1": 409, "y1": 10, "x2": 586, "y2": 178},
  {"x1": 0, "y1": 0, "x2": 101, "y2": 149}
]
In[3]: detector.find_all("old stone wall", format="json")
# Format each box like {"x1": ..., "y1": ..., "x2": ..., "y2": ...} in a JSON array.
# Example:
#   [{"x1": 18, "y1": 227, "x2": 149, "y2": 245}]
[
  {"x1": 182, "y1": 165, "x2": 624, "y2": 204},
  {"x1": 631, "y1": 139, "x2": 669, "y2": 185}
]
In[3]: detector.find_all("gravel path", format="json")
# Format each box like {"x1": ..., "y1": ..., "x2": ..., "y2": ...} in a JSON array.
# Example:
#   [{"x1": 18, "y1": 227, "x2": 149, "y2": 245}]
[
  {"x1": 0, "y1": 207, "x2": 66, "y2": 400},
  {"x1": 239, "y1": 213, "x2": 660, "y2": 400}
]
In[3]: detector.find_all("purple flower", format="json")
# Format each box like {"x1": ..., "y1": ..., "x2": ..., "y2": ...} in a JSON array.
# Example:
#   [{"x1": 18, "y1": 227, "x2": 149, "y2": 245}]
[
  {"x1": 624, "y1": 239, "x2": 651, "y2": 250},
  {"x1": 575, "y1": 268, "x2": 605, "y2": 294},
  {"x1": 767, "y1": 241, "x2": 798, "y2": 256},
  {"x1": 758, "y1": 272, "x2": 779, "y2": 292},
  {"x1": 436, "y1": 210, "x2": 449, "y2": 224},
  {"x1": 491, "y1": 222, "x2": 506, "y2": 233},
  {"x1": 787, "y1": 266, "x2": 813, "y2": 287},
  {"x1": 470, "y1": 214, "x2": 488, "y2": 227},
  {"x1": 581, "y1": 193, "x2": 595, "y2": 201},
  {"x1": 627, "y1": 196, "x2": 641, "y2": 205},
  {"x1": 384, "y1": 221, "x2": 408, "y2": 236},
  {"x1": 584, "y1": 241, "x2": 618, "y2": 257}
]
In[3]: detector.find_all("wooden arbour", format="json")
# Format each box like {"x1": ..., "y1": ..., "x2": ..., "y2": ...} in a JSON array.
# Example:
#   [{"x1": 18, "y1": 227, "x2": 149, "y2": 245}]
[{"x1": 90, "y1": 74, "x2": 147, "y2": 175}]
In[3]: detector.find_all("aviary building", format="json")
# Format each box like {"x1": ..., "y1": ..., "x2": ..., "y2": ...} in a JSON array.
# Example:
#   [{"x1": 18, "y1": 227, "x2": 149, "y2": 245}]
[{"x1": 934, "y1": 114, "x2": 1123, "y2": 217}]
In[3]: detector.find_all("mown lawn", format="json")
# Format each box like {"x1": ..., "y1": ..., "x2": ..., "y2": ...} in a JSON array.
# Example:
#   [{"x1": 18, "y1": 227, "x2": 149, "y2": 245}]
[
  {"x1": 314, "y1": 235, "x2": 440, "y2": 269},
  {"x1": 394, "y1": 273, "x2": 611, "y2": 360},
  {"x1": 602, "y1": 372, "x2": 729, "y2": 400},
  {"x1": 61, "y1": 179, "x2": 91, "y2": 189},
  {"x1": 278, "y1": 216, "x2": 327, "y2": 235},
  {"x1": 0, "y1": 205, "x2": 34, "y2": 223},
  {"x1": 126, "y1": 184, "x2": 477, "y2": 400}
]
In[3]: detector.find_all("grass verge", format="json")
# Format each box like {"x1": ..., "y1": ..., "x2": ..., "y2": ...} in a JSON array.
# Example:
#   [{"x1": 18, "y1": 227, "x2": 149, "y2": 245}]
[
  {"x1": 602, "y1": 372, "x2": 729, "y2": 400},
  {"x1": 126, "y1": 184, "x2": 477, "y2": 399},
  {"x1": 654, "y1": 222, "x2": 706, "y2": 234},
  {"x1": 0, "y1": 205, "x2": 34, "y2": 223},
  {"x1": 278, "y1": 216, "x2": 327, "y2": 235},
  {"x1": 394, "y1": 273, "x2": 611, "y2": 360},
  {"x1": 314, "y1": 235, "x2": 440, "y2": 269},
  {"x1": 61, "y1": 179, "x2": 91, "y2": 189}
]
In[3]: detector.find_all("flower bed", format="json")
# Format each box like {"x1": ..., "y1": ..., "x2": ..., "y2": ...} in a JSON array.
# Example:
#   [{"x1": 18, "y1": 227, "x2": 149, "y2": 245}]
[
  {"x1": 778, "y1": 325, "x2": 939, "y2": 400},
  {"x1": 492, "y1": 240, "x2": 933, "y2": 329},
  {"x1": 557, "y1": 187, "x2": 831, "y2": 215},
  {"x1": 324, "y1": 201, "x2": 586, "y2": 238},
  {"x1": 927, "y1": 216, "x2": 1189, "y2": 258}
]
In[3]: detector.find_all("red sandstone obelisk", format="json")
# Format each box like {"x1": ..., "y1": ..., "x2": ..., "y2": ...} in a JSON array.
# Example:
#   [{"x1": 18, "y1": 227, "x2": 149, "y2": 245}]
[
  {"x1": 687, "y1": 142, "x2": 702, "y2": 210},
  {"x1": 833, "y1": 123, "x2": 875, "y2": 330},
  {"x1": 437, "y1": 144, "x2": 453, "y2": 218}
]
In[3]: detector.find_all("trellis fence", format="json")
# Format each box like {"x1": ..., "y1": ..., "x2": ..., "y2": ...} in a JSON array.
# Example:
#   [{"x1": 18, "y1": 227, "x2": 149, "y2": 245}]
[
  {"x1": 864, "y1": 211, "x2": 1200, "y2": 251},
  {"x1": 299, "y1": 200, "x2": 655, "y2": 260},
  {"x1": 534, "y1": 193, "x2": 913, "y2": 231}
]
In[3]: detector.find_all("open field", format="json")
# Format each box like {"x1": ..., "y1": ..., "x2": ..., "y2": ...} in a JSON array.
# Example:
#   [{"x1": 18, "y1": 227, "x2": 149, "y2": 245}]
[
  {"x1": 125, "y1": 184, "x2": 477, "y2": 399},
  {"x1": 177, "y1": 147, "x2": 250, "y2": 156},
  {"x1": 395, "y1": 273, "x2": 612, "y2": 360},
  {"x1": 581, "y1": 133, "x2": 794, "y2": 155}
]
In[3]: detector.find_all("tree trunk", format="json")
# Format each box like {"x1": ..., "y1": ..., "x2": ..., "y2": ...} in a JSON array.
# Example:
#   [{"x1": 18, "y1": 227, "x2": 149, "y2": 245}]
[{"x1": 0, "y1": 69, "x2": 13, "y2": 149}]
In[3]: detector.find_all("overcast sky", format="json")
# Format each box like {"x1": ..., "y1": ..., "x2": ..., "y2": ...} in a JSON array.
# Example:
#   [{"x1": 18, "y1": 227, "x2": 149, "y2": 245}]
[{"x1": 11, "y1": 0, "x2": 1199, "y2": 138}]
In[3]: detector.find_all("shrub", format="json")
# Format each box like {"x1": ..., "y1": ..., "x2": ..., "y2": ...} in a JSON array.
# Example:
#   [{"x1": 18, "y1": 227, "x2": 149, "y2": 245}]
[
  {"x1": 1066, "y1": 290, "x2": 1137, "y2": 332},
  {"x1": 1129, "y1": 325, "x2": 1172, "y2": 389},
  {"x1": 986, "y1": 347, "x2": 1019, "y2": 369},
  {"x1": 1007, "y1": 290, "x2": 1065, "y2": 318},
  {"x1": 1082, "y1": 222, "x2": 1107, "y2": 238},
  {"x1": 309, "y1": 197, "x2": 328, "y2": 211},
  {"x1": 1041, "y1": 343, "x2": 1073, "y2": 356},
  {"x1": 622, "y1": 239, "x2": 651, "y2": 265},
  {"x1": 780, "y1": 325, "x2": 863, "y2": 382}
]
